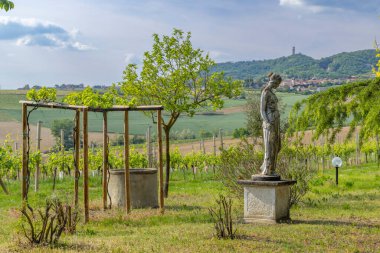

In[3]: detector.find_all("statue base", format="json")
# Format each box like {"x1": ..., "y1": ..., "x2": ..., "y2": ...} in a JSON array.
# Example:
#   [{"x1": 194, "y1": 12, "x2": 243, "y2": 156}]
[{"x1": 237, "y1": 179, "x2": 296, "y2": 223}]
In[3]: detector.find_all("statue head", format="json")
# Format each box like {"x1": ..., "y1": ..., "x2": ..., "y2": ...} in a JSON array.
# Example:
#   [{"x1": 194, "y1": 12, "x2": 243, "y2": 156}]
[{"x1": 267, "y1": 72, "x2": 282, "y2": 89}]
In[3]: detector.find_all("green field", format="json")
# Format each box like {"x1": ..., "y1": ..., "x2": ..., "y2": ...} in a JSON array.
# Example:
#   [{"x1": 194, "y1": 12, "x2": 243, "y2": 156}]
[
  {"x1": 0, "y1": 163, "x2": 379, "y2": 252},
  {"x1": 0, "y1": 90, "x2": 307, "y2": 135}
]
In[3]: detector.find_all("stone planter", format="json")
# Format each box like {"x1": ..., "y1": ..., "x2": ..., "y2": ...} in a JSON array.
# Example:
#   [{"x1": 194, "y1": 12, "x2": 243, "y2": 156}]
[{"x1": 108, "y1": 168, "x2": 158, "y2": 209}]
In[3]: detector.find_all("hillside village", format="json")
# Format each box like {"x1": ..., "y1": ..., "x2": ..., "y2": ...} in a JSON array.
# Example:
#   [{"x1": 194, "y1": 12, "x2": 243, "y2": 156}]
[{"x1": 278, "y1": 76, "x2": 365, "y2": 94}]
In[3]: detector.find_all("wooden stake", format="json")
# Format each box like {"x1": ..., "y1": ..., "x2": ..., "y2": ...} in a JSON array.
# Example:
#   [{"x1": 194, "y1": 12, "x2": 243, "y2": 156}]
[
  {"x1": 102, "y1": 112, "x2": 108, "y2": 210},
  {"x1": 124, "y1": 111, "x2": 131, "y2": 213},
  {"x1": 147, "y1": 126, "x2": 152, "y2": 167},
  {"x1": 60, "y1": 129, "x2": 65, "y2": 176},
  {"x1": 321, "y1": 135, "x2": 325, "y2": 173},
  {"x1": 356, "y1": 132, "x2": 360, "y2": 165},
  {"x1": 74, "y1": 110, "x2": 80, "y2": 207},
  {"x1": 35, "y1": 121, "x2": 42, "y2": 192},
  {"x1": 213, "y1": 134, "x2": 216, "y2": 155},
  {"x1": 219, "y1": 128, "x2": 224, "y2": 150},
  {"x1": 22, "y1": 103, "x2": 28, "y2": 201},
  {"x1": 83, "y1": 108, "x2": 89, "y2": 223},
  {"x1": 157, "y1": 110, "x2": 164, "y2": 213}
]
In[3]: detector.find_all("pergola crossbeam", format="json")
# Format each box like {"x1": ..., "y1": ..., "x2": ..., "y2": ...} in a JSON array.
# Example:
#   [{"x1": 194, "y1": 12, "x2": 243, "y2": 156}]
[{"x1": 19, "y1": 101, "x2": 163, "y2": 111}]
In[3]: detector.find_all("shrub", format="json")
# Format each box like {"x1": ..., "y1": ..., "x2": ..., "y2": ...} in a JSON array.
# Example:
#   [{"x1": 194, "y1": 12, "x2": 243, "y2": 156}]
[
  {"x1": 218, "y1": 139, "x2": 261, "y2": 194},
  {"x1": 208, "y1": 194, "x2": 236, "y2": 239},
  {"x1": 131, "y1": 135, "x2": 145, "y2": 144},
  {"x1": 170, "y1": 129, "x2": 196, "y2": 140},
  {"x1": 277, "y1": 143, "x2": 318, "y2": 207},
  {"x1": 218, "y1": 139, "x2": 317, "y2": 207},
  {"x1": 199, "y1": 129, "x2": 213, "y2": 139},
  {"x1": 19, "y1": 197, "x2": 79, "y2": 245}
]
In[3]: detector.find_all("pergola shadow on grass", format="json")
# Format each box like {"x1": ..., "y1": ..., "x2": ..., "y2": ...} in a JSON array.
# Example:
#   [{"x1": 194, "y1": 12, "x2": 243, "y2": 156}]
[{"x1": 20, "y1": 100, "x2": 164, "y2": 223}]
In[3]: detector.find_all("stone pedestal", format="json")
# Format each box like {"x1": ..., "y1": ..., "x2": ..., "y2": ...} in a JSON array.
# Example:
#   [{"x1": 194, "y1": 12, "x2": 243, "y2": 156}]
[
  {"x1": 109, "y1": 168, "x2": 158, "y2": 209},
  {"x1": 237, "y1": 179, "x2": 296, "y2": 223}
]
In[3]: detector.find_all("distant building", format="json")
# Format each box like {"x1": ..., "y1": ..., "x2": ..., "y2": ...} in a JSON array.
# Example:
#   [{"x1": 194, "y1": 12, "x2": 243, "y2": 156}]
[{"x1": 292, "y1": 46, "x2": 295, "y2": 55}]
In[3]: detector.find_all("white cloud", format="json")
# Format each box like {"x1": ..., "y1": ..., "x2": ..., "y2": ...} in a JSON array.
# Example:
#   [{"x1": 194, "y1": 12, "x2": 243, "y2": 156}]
[
  {"x1": 279, "y1": 0, "x2": 304, "y2": 7},
  {"x1": 124, "y1": 53, "x2": 140, "y2": 64},
  {"x1": 0, "y1": 17, "x2": 94, "y2": 51},
  {"x1": 208, "y1": 50, "x2": 229, "y2": 62},
  {"x1": 279, "y1": 0, "x2": 326, "y2": 13}
]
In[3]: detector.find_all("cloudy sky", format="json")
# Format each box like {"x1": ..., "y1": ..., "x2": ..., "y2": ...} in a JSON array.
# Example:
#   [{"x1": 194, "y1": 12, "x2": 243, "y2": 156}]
[{"x1": 0, "y1": 0, "x2": 379, "y2": 89}]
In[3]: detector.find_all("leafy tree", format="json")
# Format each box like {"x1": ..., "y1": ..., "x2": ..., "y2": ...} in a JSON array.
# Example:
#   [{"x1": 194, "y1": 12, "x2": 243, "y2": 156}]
[
  {"x1": 232, "y1": 128, "x2": 249, "y2": 138},
  {"x1": 246, "y1": 93, "x2": 262, "y2": 138},
  {"x1": 288, "y1": 78, "x2": 380, "y2": 142},
  {"x1": 120, "y1": 28, "x2": 242, "y2": 196},
  {"x1": 50, "y1": 119, "x2": 74, "y2": 150},
  {"x1": 374, "y1": 41, "x2": 380, "y2": 78},
  {"x1": 0, "y1": 0, "x2": 14, "y2": 11}
]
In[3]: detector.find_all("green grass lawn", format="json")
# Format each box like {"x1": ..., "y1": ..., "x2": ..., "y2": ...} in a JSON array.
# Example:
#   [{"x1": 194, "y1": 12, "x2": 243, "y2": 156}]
[{"x1": 0, "y1": 163, "x2": 379, "y2": 252}]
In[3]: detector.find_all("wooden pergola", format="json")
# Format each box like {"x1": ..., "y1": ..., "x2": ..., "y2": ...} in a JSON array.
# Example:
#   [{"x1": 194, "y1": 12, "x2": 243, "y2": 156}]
[{"x1": 20, "y1": 101, "x2": 164, "y2": 222}]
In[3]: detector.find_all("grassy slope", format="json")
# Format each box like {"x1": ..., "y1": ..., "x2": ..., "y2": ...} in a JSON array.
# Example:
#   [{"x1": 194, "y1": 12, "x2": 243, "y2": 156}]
[
  {"x1": 0, "y1": 163, "x2": 379, "y2": 252},
  {"x1": 0, "y1": 90, "x2": 307, "y2": 135}
]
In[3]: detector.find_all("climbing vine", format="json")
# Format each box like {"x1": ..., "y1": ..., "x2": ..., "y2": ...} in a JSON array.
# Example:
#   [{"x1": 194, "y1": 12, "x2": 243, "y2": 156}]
[
  {"x1": 23, "y1": 88, "x2": 56, "y2": 200},
  {"x1": 63, "y1": 86, "x2": 135, "y2": 108}
]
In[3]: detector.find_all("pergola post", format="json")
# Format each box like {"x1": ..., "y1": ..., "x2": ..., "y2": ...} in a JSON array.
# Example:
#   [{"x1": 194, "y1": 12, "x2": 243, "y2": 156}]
[
  {"x1": 21, "y1": 103, "x2": 28, "y2": 201},
  {"x1": 124, "y1": 110, "x2": 131, "y2": 213},
  {"x1": 19, "y1": 100, "x2": 164, "y2": 220},
  {"x1": 74, "y1": 109, "x2": 80, "y2": 207},
  {"x1": 83, "y1": 108, "x2": 89, "y2": 223},
  {"x1": 103, "y1": 111, "x2": 108, "y2": 210},
  {"x1": 157, "y1": 110, "x2": 164, "y2": 213}
]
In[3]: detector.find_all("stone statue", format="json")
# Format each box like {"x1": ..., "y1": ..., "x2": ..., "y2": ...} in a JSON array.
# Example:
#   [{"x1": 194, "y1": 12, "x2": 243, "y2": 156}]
[
  {"x1": 259, "y1": 73, "x2": 282, "y2": 177},
  {"x1": 240, "y1": 73, "x2": 296, "y2": 222}
]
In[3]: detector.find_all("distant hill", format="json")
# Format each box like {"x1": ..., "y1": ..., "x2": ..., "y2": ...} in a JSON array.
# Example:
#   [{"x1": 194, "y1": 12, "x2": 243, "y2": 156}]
[{"x1": 213, "y1": 49, "x2": 377, "y2": 81}]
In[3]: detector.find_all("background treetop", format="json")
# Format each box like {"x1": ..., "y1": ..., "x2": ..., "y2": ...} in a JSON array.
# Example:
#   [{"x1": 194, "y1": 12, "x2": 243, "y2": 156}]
[
  {"x1": 0, "y1": 0, "x2": 14, "y2": 12},
  {"x1": 120, "y1": 28, "x2": 242, "y2": 118},
  {"x1": 120, "y1": 28, "x2": 242, "y2": 197}
]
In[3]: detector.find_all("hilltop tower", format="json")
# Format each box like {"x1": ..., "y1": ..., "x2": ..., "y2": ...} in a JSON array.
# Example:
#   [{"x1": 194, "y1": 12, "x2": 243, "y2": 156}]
[{"x1": 292, "y1": 46, "x2": 295, "y2": 55}]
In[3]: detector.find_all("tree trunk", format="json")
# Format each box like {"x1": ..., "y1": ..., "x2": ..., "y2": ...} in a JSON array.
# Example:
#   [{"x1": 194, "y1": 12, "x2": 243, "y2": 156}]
[
  {"x1": 164, "y1": 127, "x2": 170, "y2": 198},
  {"x1": 0, "y1": 176, "x2": 9, "y2": 195}
]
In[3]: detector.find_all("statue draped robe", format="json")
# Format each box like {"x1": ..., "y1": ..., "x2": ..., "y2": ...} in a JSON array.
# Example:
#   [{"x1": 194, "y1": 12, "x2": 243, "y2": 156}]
[{"x1": 260, "y1": 88, "x2": 281, "y2": 175}]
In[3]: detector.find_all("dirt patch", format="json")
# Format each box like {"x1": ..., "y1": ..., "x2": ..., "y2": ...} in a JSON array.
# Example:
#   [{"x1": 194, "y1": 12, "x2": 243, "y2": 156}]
[
  {"x1": 171, "y1": 138, "x2": 243, "y2": 155},
  {"x1": 218, "y1": 106, "x2": 246, "y2": 114}
]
